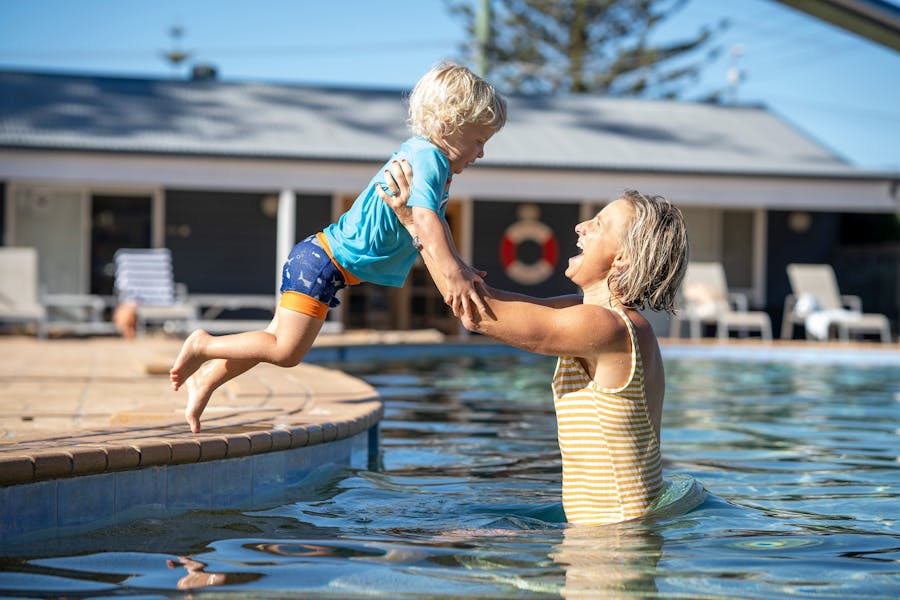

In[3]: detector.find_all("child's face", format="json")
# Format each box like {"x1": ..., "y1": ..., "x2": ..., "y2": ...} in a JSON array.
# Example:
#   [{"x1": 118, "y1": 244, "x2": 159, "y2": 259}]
[{"x1": 437, "y1": 123, "x2": 496, "y2": 174}]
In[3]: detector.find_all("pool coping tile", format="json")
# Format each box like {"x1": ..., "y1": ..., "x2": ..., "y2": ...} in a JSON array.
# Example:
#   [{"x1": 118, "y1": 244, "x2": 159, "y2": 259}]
[{"x1": 105, "y1": 444, "x2": 142, "y2": 470}]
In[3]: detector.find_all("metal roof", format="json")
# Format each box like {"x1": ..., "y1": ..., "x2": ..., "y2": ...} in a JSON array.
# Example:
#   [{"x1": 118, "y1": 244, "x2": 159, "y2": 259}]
[{"x1": 0, "y1": 70, "x2": 867, "y2": 177}]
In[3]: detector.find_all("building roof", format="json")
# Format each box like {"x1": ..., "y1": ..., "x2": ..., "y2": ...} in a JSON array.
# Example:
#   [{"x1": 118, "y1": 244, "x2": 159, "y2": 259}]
[
  {"x1": 0, "y1": 70, "x2": 868, "y2": 177},
  {"x1": 773, "y1": 0, "x2": 900, "y2": 52}
]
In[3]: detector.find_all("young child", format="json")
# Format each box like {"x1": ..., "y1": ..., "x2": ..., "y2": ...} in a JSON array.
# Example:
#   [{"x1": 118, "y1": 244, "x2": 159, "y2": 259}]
[
  {"x1": 170, "y1": 61, "x2": 507, "y2": 433},
  {"x1": 379, "y1": 162, "x2": 692, "y2": 526}
]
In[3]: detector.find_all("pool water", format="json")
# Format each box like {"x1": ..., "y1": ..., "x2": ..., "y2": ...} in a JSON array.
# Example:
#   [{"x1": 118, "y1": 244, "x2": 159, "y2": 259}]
[{"x1": 1, "y1": 351, "x2": 898, "y2": 598}]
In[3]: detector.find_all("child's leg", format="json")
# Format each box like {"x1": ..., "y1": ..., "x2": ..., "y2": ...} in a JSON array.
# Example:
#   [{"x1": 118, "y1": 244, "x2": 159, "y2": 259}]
[
  {"x1": 181, "y1": 316, "x2": 278, "y2": 432},
  {"x1": 183, "y1": 313, "x2": 292, "y2": 433},
  {"x1": 170, "y1": 306, "x2": 325, "y2": 391},
  {"x1": 181, "y1": 316, "x2": 273, "y2": 432}
]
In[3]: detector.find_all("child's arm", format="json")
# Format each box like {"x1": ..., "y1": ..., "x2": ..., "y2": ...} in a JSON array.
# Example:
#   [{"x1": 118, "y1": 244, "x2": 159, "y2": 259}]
[
  {"x1": 381, "y1": 160, "x2": 487, "y2": 320},
  {"x1": 375, "y1": 159, "x2": 490, "y2": 319},
  {"x1": 378, "y1": 161, "x2": 598, "y2": 357},
  {"x1": 413, "y1": 206, "x2": 489, "y2": 320},
  {"x1": 380, "y1": 161, "x2": 580, "y2": 313}
]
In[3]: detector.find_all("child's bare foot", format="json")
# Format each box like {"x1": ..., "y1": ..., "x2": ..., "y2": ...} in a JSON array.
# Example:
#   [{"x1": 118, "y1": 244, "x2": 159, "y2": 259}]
[
  {"x1": 184, "y1": 372, "x2": 213, "y2": 433},
  {"x1": 170, "y1": 329, "x2": 210, "y2": 391}
]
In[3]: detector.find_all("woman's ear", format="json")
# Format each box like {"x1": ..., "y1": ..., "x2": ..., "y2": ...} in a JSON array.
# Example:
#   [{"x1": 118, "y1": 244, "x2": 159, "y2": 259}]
[{"x1": 612, "y1": 250, "x2": 629, "y2": 272}]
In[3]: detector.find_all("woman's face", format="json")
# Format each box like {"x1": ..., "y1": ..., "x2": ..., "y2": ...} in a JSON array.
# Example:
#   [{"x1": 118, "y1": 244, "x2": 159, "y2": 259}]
[
  {"x1": 565, "y1": 199, "x2": 634, "y2": 287},
  {"x1": 436, "y1": 123, "x2": 496, "y2": 174}
]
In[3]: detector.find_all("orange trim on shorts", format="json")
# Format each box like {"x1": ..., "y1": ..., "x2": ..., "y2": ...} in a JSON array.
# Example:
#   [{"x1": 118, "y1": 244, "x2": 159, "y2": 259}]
[
  {"x1": 315, "y1": 232, "x2": 361, "y2": 285},
  {"x1": 279, "y1": 290, "x2": 329, "y2": 320}
]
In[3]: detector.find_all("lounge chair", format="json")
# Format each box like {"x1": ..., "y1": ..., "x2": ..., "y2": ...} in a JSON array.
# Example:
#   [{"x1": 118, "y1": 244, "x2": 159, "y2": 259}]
[
  {"x1": 188, "y1": 293, "x2": 277, "y2": 334},
  {"x1": 781, "y1": 263, "x2": 891, "y2": 343},
  {"x1": 0, "y1": 247, "x2": 47, "y2": 338},
  {"x1": 43, "y1": 293, "x2": 116, "y2": 336},
  {"x1": 670, "y1": 262, "x2": 772, "y2": 340},
  {"x1": 114, "y1": 248, "x2": 197, "y2": 335}
]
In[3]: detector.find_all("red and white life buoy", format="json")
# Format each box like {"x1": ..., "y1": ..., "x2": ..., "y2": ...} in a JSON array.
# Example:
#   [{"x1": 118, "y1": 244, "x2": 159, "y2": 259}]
[{"x1": 498, "y1": 205, "x2": 558, "y2": 285}]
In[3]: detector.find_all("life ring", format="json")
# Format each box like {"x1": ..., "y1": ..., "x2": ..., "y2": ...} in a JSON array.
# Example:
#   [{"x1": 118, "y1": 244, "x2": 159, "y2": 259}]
[{"x1": 499, "y1": 205, "x2": 558, "y2": 285}]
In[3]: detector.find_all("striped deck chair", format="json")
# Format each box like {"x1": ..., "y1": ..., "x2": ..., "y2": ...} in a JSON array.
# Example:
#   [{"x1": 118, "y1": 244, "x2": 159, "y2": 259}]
[{"x1": 114, "y1": 248, "x2": 196, "y2": 335}]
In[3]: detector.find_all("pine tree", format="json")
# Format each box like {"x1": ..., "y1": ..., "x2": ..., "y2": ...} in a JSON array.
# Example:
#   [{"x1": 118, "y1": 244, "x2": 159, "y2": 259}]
[{"x1": 449, "y1": 0, "x2": 726, "y2": 99}]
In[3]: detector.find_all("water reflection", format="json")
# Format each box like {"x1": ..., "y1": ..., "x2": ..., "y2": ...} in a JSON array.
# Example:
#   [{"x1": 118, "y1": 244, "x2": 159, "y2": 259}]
[
  {"x1": 165, "y1": 556, "x2": 228, "y2": 590},
  {"x1": 552, "y1": 522, "x2": 663, "y2": 598}
]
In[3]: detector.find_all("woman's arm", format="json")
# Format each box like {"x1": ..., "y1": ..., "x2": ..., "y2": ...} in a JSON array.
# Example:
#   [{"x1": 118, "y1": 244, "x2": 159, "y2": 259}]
[
  {"x1": 423, "y1": 253, "x2": 619, "y2": 357},
  {"x1": 488, "y1": 288, "x2": 583, "y2": 309}
]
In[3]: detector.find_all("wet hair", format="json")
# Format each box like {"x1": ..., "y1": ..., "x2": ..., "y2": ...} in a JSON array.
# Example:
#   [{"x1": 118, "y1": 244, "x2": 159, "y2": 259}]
[
  {"x1": 608, "y1": 190, "x2": 689, "y2": 313},
  {"x1": 407, "y1": 61, "x2": 507, "y2": 139}
]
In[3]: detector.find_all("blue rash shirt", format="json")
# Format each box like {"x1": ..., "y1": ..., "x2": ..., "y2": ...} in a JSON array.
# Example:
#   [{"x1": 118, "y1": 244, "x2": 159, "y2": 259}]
[{"x1": 322, "y1": 136, "x2": 451, "y2": 287}]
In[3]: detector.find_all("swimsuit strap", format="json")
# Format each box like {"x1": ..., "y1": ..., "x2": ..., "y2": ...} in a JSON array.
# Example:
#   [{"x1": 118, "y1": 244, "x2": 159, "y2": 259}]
[{"x1": 610, "y1": 305, "x2": 642, "y2": 366}]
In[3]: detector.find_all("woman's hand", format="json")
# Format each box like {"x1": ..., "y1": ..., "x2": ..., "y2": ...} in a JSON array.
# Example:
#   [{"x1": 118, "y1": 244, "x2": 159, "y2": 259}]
[{"x1": 375, "y1": 159, "x2": 414, "y2": 229}]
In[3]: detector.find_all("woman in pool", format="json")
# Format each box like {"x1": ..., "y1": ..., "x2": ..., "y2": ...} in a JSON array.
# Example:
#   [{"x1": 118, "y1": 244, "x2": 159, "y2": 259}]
[{"x1": 377, "y1": 160, "x2": 690, "y2": 526}]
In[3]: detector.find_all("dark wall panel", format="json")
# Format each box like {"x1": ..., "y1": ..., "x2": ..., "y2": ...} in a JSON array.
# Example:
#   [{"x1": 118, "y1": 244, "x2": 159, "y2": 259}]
[
  {"x1": 294, "y1": 194, "x2": 332, "y2": 243},
  {"x1": 473, "y1": 200, "x2": 580, "y2": 297},
  {"x1": 766, "y1": 210, "x2": 840, "y2": 311},
  {"x1": 166, "y1": 190, "x2": 276, "y2": 294}
]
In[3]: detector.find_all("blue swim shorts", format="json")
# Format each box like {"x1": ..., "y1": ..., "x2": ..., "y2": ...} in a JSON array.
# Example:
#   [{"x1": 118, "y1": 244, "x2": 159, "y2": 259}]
[{"x1": 279, "y1": 234, "x2": 355, "y2": 318}]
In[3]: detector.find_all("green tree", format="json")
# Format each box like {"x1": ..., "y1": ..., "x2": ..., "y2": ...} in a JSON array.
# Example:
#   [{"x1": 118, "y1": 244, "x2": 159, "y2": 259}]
[{"x1": 448, "y1": 0, "x2": 726, "y2": 99}]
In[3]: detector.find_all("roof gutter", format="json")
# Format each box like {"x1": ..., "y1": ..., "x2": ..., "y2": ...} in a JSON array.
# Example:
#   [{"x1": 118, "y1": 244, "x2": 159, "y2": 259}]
[{"x1": 774, "y1": 0, "x2": 900, "y2": 51}]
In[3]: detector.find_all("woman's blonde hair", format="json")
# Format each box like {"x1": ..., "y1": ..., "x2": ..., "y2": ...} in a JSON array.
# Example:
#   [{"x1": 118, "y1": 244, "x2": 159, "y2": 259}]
[
  {"x1": 608, "y1": 190, "x2": 689, "y2": 313},
  {"x1": 408, "y1": 61, "x2": 507, "y2": 139}
]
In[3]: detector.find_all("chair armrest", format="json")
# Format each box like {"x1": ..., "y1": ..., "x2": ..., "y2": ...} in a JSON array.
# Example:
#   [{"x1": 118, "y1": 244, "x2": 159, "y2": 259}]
[
  {"x1": 781, "y1": 294, "x2": 797, "y2": 339},
  {"x1": 727, "y1": 292, "x2": 748, "y2": 312},
  {"x1": 784, "y1": 294, "x2": 796, "y2": 314},
  {"x1": 42, "y1": 294, "x2": 106, "y2": 320},
  {"x1": 840, "y1": 295, "x2": 862, "y2": 312},
  {"x1": 189, "y1": 294, "x2": 278, "y2": 319},
  {"x1": 175, "y1": 282, "x2": 190, "y2": 303}
]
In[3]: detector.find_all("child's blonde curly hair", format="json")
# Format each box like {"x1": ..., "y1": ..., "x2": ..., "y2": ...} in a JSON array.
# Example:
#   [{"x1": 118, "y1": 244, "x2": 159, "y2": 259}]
[{"x1": 408, "y1": 61, "x2": 507, "y2": 139}]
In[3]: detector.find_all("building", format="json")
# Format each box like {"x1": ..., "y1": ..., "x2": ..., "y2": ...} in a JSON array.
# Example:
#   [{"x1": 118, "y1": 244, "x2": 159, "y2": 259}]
[{"x1": 1, "y1": 70, "x2": 897, "y2": 335}]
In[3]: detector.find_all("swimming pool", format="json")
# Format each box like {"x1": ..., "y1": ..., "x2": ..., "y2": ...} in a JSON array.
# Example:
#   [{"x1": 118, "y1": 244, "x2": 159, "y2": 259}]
[{"x1": 1, "y1": 348, "x2": 898, "y2": 598}]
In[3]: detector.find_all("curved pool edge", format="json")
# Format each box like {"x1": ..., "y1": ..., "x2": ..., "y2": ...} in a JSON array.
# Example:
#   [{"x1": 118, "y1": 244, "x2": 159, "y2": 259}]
[{"x1": 0, "y1": 336, "x2": 383, "y2": 542}]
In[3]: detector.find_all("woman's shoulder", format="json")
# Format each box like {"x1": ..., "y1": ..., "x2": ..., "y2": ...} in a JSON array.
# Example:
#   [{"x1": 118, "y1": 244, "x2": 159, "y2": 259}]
[{"x1": 565, "y1": 303, "x2": 632, "y2": 348}]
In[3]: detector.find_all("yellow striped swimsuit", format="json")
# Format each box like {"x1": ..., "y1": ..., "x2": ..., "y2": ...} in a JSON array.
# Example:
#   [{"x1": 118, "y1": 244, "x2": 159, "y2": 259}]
[{"x1": 551, "y1": 306, "x2": 664, "y2": 525}]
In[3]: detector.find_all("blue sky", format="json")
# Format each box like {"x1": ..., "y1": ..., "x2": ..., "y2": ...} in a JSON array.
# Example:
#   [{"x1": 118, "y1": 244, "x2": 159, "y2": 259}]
[{"x1": 1, "y1": 0, "x2": 898, "y2": 171}]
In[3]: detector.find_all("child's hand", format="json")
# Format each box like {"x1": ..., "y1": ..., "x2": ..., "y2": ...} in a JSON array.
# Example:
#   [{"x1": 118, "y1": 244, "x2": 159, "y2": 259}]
[{"x1": 444, "y1": 264, "x2": 491, "y2": 321}]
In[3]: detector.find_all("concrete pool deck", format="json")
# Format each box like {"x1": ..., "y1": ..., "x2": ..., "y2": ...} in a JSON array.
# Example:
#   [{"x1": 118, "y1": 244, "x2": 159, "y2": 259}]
[{"x1": 1, "y1": 331, "x2": 897, "y2": 541}]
